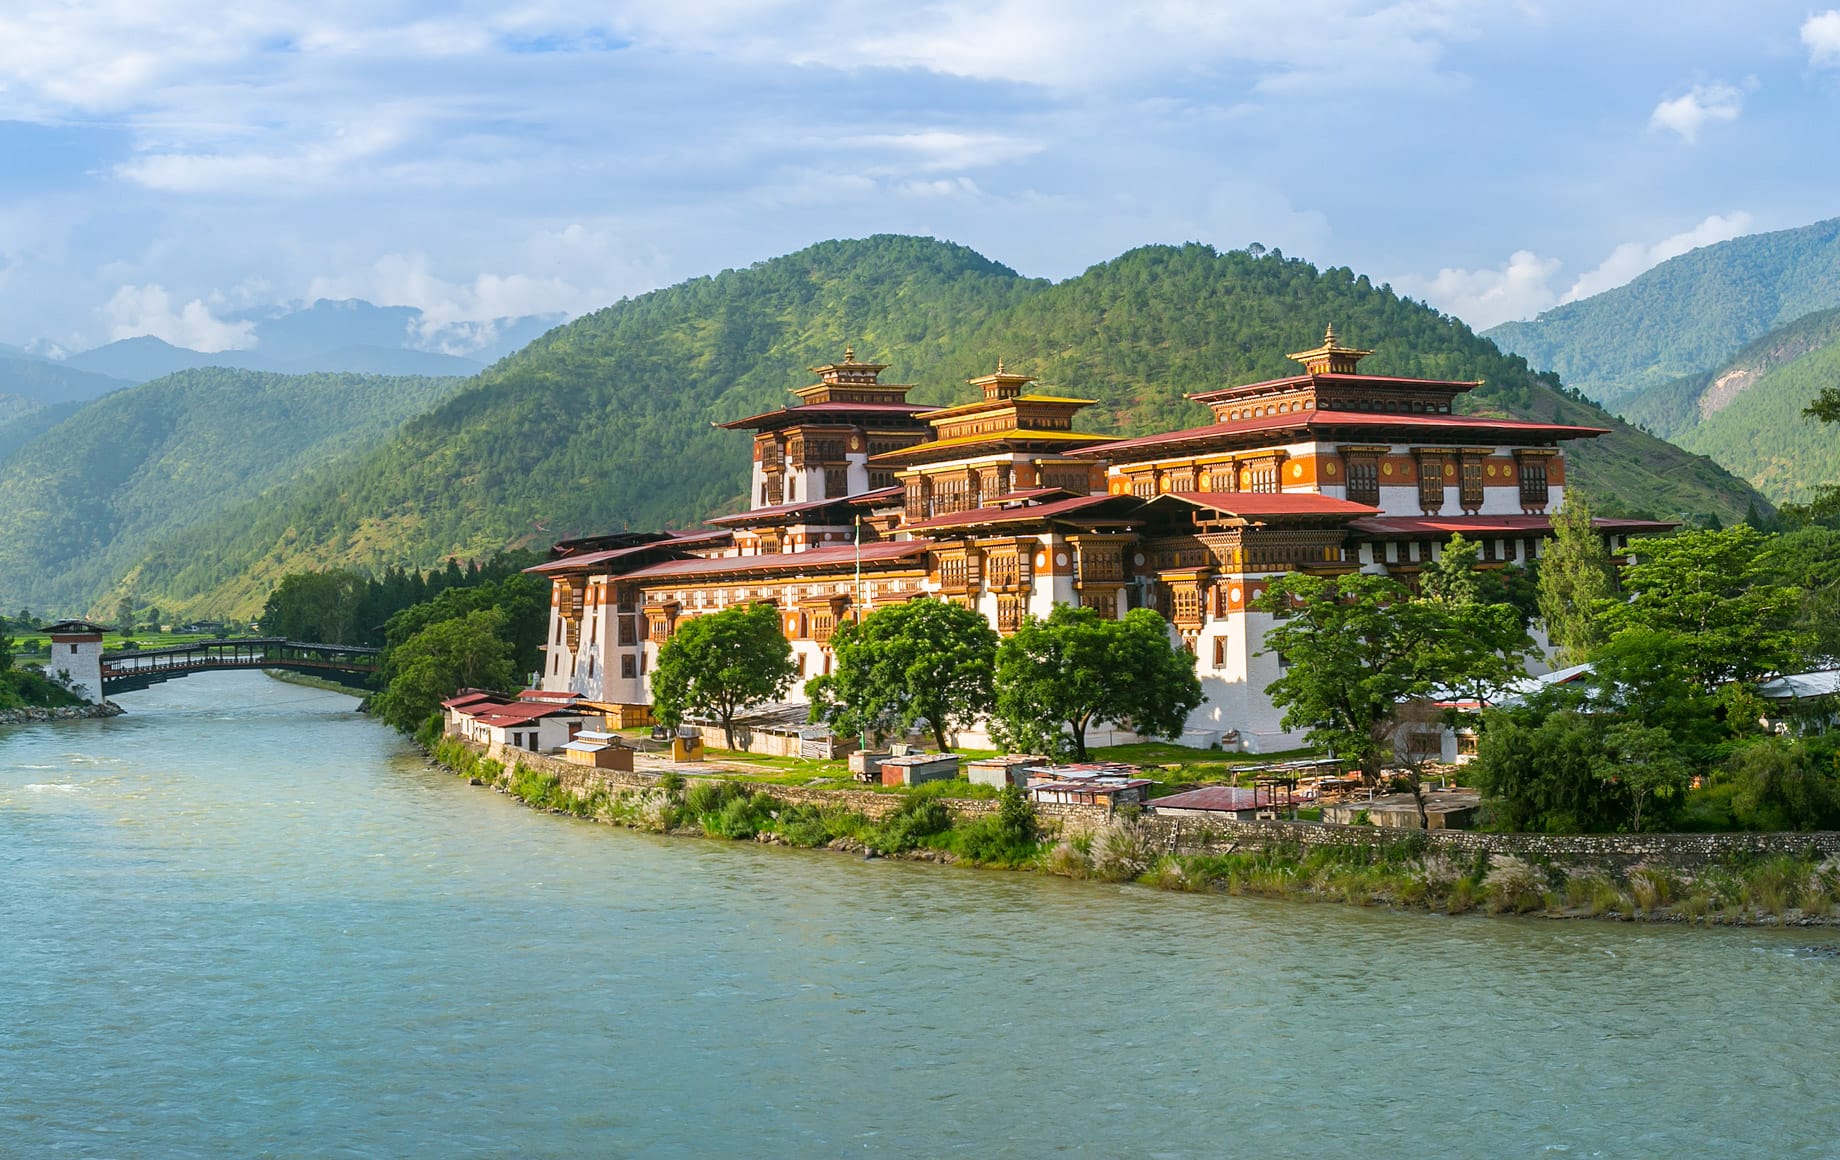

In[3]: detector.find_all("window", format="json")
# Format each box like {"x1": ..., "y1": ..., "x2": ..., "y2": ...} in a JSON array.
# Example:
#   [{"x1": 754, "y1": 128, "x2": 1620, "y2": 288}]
[
  {"x1": 1460, "y1": 456, "x2": 1485, "y2": 509},
  {"x1": 1519, "y1": 457, "x2": 1550, "y2": 507},
  {"x1": 1213, "y1": 637, "x2": 1228, "y2": 667},
  {"x1": 1344, "y1": 455, "x2": 1379, "y2": 506},
  {"x1": 621, "y1": 654, "x2": 637, "y2": 680},
  {"x1": 511, "y1": 732, "x2": 523, "y2": 749},
  {"x1": 1418, "y1": 458, "x2": 1445, "y2": 510},
  {"x1": 1456, "y1": 733, "x2": 1479, "y2": 757}
]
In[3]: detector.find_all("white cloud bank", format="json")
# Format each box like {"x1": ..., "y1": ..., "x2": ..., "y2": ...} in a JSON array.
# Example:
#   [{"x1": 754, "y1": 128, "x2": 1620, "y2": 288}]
[
  {"x1": 1804, "y1": 10, "x2": 1840, "y2": 65},
  {"x1": 104, "y1": 284, "x2": 256, "y2": 350},
  {"x1": 1398, "y1": 212, "x2": 1754, "y2": 330},
  {"x1": 1649, "y1": 83, "x2": 1744, "y2": 143}
]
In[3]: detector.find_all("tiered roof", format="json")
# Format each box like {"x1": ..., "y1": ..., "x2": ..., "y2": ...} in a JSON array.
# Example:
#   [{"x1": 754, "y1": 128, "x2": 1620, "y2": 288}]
[{"x1": 871, "y1": 362, "x2": 1112, "y2": 467}]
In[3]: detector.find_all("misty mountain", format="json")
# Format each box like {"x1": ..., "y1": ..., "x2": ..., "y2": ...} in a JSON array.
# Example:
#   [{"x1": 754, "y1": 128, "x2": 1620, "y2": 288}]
[{"x1": 57, "y1": 299, "x2": 565, "y2": 384}]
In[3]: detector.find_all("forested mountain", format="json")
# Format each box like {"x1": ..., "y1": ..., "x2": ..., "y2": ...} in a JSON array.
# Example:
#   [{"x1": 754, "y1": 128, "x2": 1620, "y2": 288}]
[
  {"x1": 1619, "y1": 306, "x2": 1840, "y2": 504},
  {"x1": 0, "y1": 368, "x2": 469, "y2": 613},
  {"x1": 0, "y1": 351, "x2": 130, "y2": 406},
  {"x1": 1485, "y1": 216, "x2": 1840, "y2": 404},
  {"x1": 116, "y1": 236, "x2": 1763, "y2": 619}
]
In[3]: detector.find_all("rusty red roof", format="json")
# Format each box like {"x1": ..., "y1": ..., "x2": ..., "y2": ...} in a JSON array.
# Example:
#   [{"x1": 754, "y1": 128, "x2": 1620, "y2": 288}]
[
  {"x1": 1350, "y1": 514, "x2": 1679, "y2": 538},
  {"x1": 1068, "y1": 410, "x2": 1610, "y2": 459},
  {"x1": 1150, "y1": 786, "x2": 1276, "y2": 811},
  {"x1": 706, "y1": 496, "x2": 864, "y2": 526},
  {"x1": 1152, "y1": 492, "x2": 1379, "y2": 519},
  {"x1": 526, "y1": 529, "x2": 733, "y2": 575},
  {"x1": 715, "y1": 401, "x2": 935, "y2": 429},
  {"x1": 900, "y1": 493, "x2": 1137, "y2": 533},
  {"x1": 620, "y1": 540, "x2": 931, "y2": 582}
]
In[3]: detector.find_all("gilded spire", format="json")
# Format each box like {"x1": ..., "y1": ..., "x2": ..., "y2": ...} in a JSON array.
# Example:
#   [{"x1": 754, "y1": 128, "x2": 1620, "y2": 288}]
[
  {"x1": 1287, "y1": 324, "x2": 1373, "y2": 375},
  {"x1": 844, "y1": 344, "x2": 855, "y2": 363}
]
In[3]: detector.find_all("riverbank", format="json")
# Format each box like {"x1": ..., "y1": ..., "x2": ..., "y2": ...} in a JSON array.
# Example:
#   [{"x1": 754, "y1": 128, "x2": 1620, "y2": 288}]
[
  {"x1": 431, "y1": 737, "x2": 1840, "y2": 928},
  {"x1": 0, "y1": 700, "x2": 124, "y2": 725}
]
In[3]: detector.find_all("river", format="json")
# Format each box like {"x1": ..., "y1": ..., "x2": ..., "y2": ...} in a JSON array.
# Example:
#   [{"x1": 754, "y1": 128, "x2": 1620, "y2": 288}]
[{"x1": 4, "y1": 672, "x2": 1838, "y2": 1158}]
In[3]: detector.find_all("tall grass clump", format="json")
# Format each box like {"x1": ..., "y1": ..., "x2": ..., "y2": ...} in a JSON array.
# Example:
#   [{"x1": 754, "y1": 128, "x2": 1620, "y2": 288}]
[
  {"x1": 1089, "y1": 818, "x2": 1154, "y2": 883},
  {"x1": 1482, "y1": 856, "x2": 1545, "y2": 914}
]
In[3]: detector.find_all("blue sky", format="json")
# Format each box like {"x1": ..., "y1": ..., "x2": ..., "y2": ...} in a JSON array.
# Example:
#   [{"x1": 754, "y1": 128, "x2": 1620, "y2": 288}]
[{"x1": 2, "y1": 1, "x2": 1838, "y2": 353}]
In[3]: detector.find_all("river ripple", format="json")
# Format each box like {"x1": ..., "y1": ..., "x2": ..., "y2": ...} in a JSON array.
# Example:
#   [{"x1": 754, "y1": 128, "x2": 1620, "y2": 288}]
[{"x1": 3, "y1": 671, "x2": 1838, "y2": 1158}]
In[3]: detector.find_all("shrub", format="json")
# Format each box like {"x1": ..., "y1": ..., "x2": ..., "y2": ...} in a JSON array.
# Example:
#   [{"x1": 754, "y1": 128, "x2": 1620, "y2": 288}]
[
  {"x1": 1482, "y1": 855, "x2": 1545, "y2": 914},
  {"x1": 1043, "y1": 840, "x2": 1092, "y2": 878},
  {"x1": 875, "y1": 796, "x2": 951, "y2": 852},
  {"x1": 1090, "y1": 819, "x2": 1154, "y2": 883}
]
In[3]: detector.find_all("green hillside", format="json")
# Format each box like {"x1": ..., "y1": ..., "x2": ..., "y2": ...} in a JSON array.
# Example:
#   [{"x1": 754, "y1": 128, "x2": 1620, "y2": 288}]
[
  {"x1": 1619, "y1": 307, "x2": 1840, "y2": 440},
  {"x1": 1485, "y1": 216, "x2": 1840, "y2": 403},
  {"x1": 118, "y1": 237, "x2": 1764, "y2": 618},
  {"x1": 0, "y1": 368, "x2": 469, "y2": 614},
  {"x1": 1617, "y1": 309, "x2": 1840, "y2": 504}
]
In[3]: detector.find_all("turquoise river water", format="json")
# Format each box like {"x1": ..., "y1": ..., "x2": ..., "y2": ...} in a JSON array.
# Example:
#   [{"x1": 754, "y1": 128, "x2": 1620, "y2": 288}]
[{"x1": 4, "y1": 672, "x2": 1840, "y2": 1158}]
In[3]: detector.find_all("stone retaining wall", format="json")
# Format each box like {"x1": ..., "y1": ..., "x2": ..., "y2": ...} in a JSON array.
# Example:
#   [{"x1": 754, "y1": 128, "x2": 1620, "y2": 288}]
[{"x1": 461, "y1": 740, "x2": 1840, "y2": 870}]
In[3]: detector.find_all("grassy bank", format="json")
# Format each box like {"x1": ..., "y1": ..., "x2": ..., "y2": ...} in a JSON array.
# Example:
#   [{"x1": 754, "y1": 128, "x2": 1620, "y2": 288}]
[
  {"x1": 428, "y1": 739, "x2": 1840, "y2": 927},
  {"x1": 431, "y1": 738, "x2": 1042, "y2": 867},
  {"x1": 0, "y1": 668, "x2": 87, "y2": 711}
]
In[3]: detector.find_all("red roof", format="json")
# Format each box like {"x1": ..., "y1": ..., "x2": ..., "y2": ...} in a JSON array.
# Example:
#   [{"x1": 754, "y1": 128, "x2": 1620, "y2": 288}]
[
  {"x1": 899, "y1": 493, "x2": 1134, "y2": 532},
  {"x1": 1152, "y1": 492, "x2": 1379, "y2": 519},
  {"x1": 526, "y1": 529, "x2": 732, "y2": 575},
  {"x1": 1350, "y1": 514, "x2": 1679, "y2": 538},
  {"x1": 1185, "y1": 372, "x2": 1481, "y2": 404},
  {"x1": 715, "y1": 401, "x2": 934, "y2": 429},
  {"x1": 847, "y1": 485, "x2": 905, "y2": 506},
  {"x1": 441, "y1": 691, "x2": 505, "y2": 709},
  {"x1": 1069, "y1": 409, "x2": 1610, "y2": 459},
  {"x1": 706, "y1": 494, "x2": 876, "y2": 526},
  {"x1": 472, "y1": 702, "x2": 585, "y2": 726},
  {"x1": 620, "y1": 540, "x2": 931, "y2": 582}
]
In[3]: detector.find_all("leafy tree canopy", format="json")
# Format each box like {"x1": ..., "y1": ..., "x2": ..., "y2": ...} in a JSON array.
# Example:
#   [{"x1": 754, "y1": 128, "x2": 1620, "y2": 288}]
[
  {"x1": 990, "y1": 605, "x2": 1202, "y2": 761},
  {"x1": 651, "y1": 602, "x2": 799, "y2": 750},
  {"x1": 370, "y1": 607, "x2": 519, "y2": 733},
  {"x1": 1255, "y1": 571, "x2": 1533, "y2": 780},
  {"x1": 1536, "y1": 496, "x2": 1618, "y2": 664},
  {"x1": 806, "y1": 596, "x2": 998, "y2": 752}
]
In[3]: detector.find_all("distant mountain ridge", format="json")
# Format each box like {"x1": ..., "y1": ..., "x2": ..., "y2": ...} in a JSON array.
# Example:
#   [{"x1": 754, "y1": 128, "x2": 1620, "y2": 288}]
[
  {"x1": 1485, "y1": 216, "x2": 1840, "y2": 404},
  {"x1": 107, "y1": 235, "x2": 1765, "y2": 619},
  {"x1": 0, "y1": 367, "x2": 471, "y2": 614},
  {"x1": 1619, "y1": 306, "x2": 1840, "y2": 504},
  {"x1": 52, "y1": 299, "x2": 563, "y2": 385}
]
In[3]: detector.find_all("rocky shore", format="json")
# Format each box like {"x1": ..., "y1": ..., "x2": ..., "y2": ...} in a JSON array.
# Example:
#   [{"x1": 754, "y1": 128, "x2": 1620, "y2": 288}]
[{"x1": 0, "y1": 701, "x2": 126, "y2": 725}]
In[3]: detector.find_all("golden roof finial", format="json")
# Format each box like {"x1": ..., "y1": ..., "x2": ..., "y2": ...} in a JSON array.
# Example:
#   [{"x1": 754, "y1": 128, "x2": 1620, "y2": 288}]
[
  {"x1": 1323, "y1": 323, "x2": 1337, "y2": 345},
  {"x1": 844, "y1": 344, "x2": 855, "y2": 363},
  {"x1": 996, "y1": 358, "x2": 1005, "y2": 374}
]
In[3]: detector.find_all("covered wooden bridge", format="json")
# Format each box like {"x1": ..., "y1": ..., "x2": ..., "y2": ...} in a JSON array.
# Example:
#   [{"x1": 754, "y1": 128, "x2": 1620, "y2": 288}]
[{"x1": 100, "y1": 638, "x2": 382, "y2": 693}]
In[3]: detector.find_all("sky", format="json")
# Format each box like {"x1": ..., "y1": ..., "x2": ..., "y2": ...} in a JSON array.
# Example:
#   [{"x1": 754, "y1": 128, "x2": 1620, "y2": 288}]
[{"x1": 2, "y1": 1, "x2": 1838, "y2": 353}]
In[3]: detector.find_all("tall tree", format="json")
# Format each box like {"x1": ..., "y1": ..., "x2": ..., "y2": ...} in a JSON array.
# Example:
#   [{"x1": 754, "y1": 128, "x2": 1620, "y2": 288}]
[
  {"x1": 1535, "y1": 497, "x2": 1618, "y2": 664},
  {"x1": 370, "y1": 608, "x2": 520, "y2": 733},
  {"x1": 1420, "y1": 533, "x2": 1483, "y2": 606},
  {"x1": 1607, "y1": 525, "x2": 1804, "y2": 687},
  {"x1": 1256, "y1": 571, "x2": 1533, "y2": 786},
  {"x1": 990, "y1": 605, "x2": 1201, "y2": 761},
  {"x1": 650, "y1": 602, "x2": 799, "y2": 750},
  {"x1": 0, "y1": 615, "x2": 13, "y2": 674},
  {"x1": 806, "y1": 597, "x2": 998, "y2": 752}
]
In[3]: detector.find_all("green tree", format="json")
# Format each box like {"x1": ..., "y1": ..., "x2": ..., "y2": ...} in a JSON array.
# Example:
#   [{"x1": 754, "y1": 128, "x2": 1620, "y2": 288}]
[
  {"x1": 806, "y1": 597, "x2": 998, "y2": 752},
  {"x1": 990, "y1": 605, "x2": 1201, "y2": 761},
  {"x1": 1256, "y1": 572, "x2": 1533, "y2": 785},
  {"x1": 1608, "y1": 525, "x2": 1804, "y2": 687},
  {"x1": 370, "y1": 608, "x2": 519, "y2": 733},
  {"x1": 259, "y1": 569, "x2": 366, "y2": 644},
  {"x1": 1420, "y1": 533, "x2": 1483, "y2": 606},
  {"x1": 114, "y1": 595, "x2": 135, "y2": 635},
  {"x1": 0, "y1": 615, "x2": 13, "y2": 674},
  {"x1": 651, "y1": 602, "x2": 799, "y2": 750},
  {"x1": 1593, "y1": 721, "x2": 1692, "y2": 833},
  {"x1": 1470, "y1": 701, "x2": 1630, "y2": 833},
  {"x1": 1536, "y1": 496, "x2": 1618, "y2": 664}
]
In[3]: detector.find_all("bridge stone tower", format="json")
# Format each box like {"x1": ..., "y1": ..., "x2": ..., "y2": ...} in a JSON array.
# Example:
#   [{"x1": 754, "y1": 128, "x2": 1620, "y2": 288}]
[{"x1": 44, "y1": 620, "x2": 107, "y2": 703}]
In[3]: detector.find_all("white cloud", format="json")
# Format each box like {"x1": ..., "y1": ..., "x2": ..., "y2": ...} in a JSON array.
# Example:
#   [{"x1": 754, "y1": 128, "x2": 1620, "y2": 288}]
[
  {"x1": 1398, "y1": 212, "x2": 1757, "y2": 327},
  {"x1": 1393, "y1": 250, "x2": 1562, "y2": 330},
  {"x1": 1649, "y1": 82, "x2": 1744, "y2": 143},
  {"x1": 103, "y1": 284, "x2": 257, "y2": 350},
  {"x1": 1560, "y1": 212, "x2": 1752, "y2": 302},
  {"x1": 1805, "y1": 11, "x2": 1840, "y2": 66}
]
